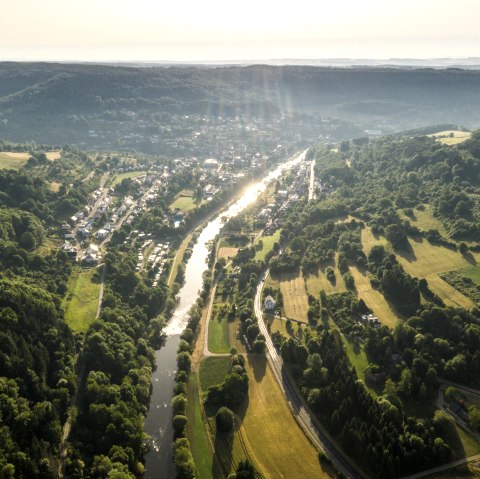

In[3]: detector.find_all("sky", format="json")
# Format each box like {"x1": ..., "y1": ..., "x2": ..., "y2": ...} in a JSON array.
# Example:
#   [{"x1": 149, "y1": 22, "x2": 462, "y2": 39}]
[{"x1": 1, "y1": 0, "x2": 480, "y2": 62}]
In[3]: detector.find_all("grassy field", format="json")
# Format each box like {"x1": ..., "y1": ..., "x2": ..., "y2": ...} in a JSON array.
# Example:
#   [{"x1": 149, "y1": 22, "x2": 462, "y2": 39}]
[
  {"x1": 349, "y1": 266, "x2": 400, "y2": 328},
  {"x1": 111, "y1": 170, "x2": 146, "y2": 187},
  {"x1": 275, "y1": 272, "x2": 309, "y2": 322},
  {"x1": 226, "y1": 356, "x2": 332, "y2": 479},
  {"x1": 45, "y1": 151, "x2": 61, "y2": 160},
  {"x1": 399, "y1": 204, "x2": 449, "y2": 238},
  {"x1": 208, "y1": 306, "x2": 232, "y2": 354},
  {"x1": 393, "y1": 237, "x2": 475, "y2": 308},
  {"x1": 217, "y1": 246, "x2": 238, "y2": 260},
  {"x1": 427, "y1": 130, "x2": 472, "y2": 145},
  {"x1": 461, "y1": 265, "x2": 480, "y2": 285},
  {"x1": 254, "y1": 230, "x2": 281, "y2": 261},
  {"x1": 306, "y1": 255, "x2": 347, "y2": 296},
  {"x1": 0, "y1": 152, "x2": 29, "y2": 169},
  {"x1": 426, "y1": 274, "x2": 476, "y2": 309},
  {"x1": 342, "y1": 336, "x2": 370, "y2": 383},
  {"x1": 397, "y1": 238, "x2": 470, "y2": 277},
  {"x1": 361, "y1": 226, "x2": 388, "y2": 255},
  {"x1": 187, "y1": 374, "x2": 223, "y2": 479},
  {"x1": 63, "y1": 267, "x2": 101, "y2": 332},
  {"x1": 170, "y1": 195, "x2": 197, "y2": 212},
  {"x1": 199, "y1": 357, "x2": 232, "y2": 391}
]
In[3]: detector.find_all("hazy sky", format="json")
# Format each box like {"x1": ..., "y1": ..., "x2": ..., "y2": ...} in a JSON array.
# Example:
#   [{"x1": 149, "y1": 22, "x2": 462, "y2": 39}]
[{"x1": 1, "y1": 0, "x2": 480, "y2": 61}]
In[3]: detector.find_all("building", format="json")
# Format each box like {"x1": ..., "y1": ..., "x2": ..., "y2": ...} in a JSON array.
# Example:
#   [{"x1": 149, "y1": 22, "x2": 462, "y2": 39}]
[
  {"x1": 264, "y1": 295, "x2": 276, "y2": 311},
  {"x1": 204, "y1": 158, "x2": 219, "y2": 169}
]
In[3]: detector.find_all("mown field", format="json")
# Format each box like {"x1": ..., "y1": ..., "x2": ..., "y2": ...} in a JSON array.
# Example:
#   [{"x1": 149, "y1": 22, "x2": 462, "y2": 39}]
[
  {"x1": 187, "y1": 373, "x2": 223, "y2": 479},
  {"x1": 395, "y1": 237, "x2": 475, "y2": 309},
  {"x1": 271, "y1": 272, "x2": 309, "y2": 322},
  {"x1": 349, "y1": 266, "x2": 400, "y2": 328},
  {"x1": 306, "y1": 254, "x2": 347, "y2": 296},
  {"x1": 217, "y1": 246, "x2": 238, "y2": 260},
  {"x1": 225, "y1": 356, "x2": 332, "y2": 479},
  {"x1": 427, "y1": 130, "x2": 472, "y2": 145},
  {"x1": 63, "y1": 267, "x2": 101, "y2": 332},
  {"x1": 0, "y1": 151, "x2": 29, "y2": 169},
  {"x1": 426, "y1": 274, "x2": 477, "y2": 309}
]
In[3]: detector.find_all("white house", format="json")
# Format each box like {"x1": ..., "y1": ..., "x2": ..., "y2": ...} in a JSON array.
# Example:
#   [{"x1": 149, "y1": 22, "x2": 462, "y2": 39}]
[{"x1": 264, "y1": 295, "x2": 276, "y2": 311}]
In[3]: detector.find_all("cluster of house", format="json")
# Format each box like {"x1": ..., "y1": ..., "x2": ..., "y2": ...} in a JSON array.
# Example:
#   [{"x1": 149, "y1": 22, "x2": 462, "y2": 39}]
[
  {"x1": 359, "y1": 313, "x2": 382, "y2": 329},
  {"x1": 96, "y1": 196, "x2": 134, "y2": 240}
]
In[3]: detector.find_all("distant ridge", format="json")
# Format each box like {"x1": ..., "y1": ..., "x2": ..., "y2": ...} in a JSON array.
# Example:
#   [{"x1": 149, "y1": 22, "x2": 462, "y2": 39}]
[{"x1": 3, "y1": 57, "x2": 480, "y2": 69}]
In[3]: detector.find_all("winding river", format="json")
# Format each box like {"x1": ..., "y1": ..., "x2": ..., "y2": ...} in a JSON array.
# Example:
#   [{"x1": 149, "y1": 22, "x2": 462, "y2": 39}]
[{"x1": 143, "y1": 149, "x2": 307, "y2": 478}]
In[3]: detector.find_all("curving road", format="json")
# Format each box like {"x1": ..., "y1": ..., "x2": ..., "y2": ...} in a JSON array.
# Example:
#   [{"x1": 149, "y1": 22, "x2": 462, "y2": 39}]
[{"x1": 254, "y1": 270, "x2": 367, "y2": 479}]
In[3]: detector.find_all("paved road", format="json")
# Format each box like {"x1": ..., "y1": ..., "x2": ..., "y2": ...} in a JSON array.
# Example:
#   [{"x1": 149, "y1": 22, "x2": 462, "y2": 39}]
[
  {"x1": 308, "y1": 158, "x2": 316, "y2": 201},
  {"x1": 254, "y1": 271, "x2": 366, "y2": 479}
]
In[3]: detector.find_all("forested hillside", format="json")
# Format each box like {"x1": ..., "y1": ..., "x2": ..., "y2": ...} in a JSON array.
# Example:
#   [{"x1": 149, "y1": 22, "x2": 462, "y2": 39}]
[{"x1": 1, "y1": 63, "x2": 480, "y2": 149}]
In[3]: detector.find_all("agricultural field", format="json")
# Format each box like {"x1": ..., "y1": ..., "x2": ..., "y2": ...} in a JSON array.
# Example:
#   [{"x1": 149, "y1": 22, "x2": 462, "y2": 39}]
[
  {"x1": 254, "y1": 229, "x2": 281, "y2": 261},
  {"x1": 349, "y1": 266, "x2": 400, "y2": 328},
  {"x1": 0, "y1": 151, "x2": 29, "y2": 169},
  {"x1": 63, "y1": 267, "x2": 101, "y2": 332},
  {"x1": 223, "y1": 356, "x2": 332, "y2": 479},
  {"x1": 199, "y1": 357, "x2": 232, "y2": 390},
  {"x1": 427, "y1": 130, "x2": 472, "y2": 145},
  {"x1": 275, "y1": 272, "x2": 309, "y2": 322}
]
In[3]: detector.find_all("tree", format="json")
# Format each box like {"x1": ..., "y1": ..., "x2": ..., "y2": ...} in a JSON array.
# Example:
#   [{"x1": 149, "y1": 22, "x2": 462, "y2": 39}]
[{"x1": 216, "y1": 407, "x2": 234, "y2": 433}]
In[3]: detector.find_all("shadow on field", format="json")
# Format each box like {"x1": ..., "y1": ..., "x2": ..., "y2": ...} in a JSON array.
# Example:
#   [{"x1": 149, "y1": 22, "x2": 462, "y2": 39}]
[
  {"x1": 462, "y1": 251, "x2": 477, "y2": 265},
  {"x1": 247, "y1": 354, "x2": 267, "y2": 383}
]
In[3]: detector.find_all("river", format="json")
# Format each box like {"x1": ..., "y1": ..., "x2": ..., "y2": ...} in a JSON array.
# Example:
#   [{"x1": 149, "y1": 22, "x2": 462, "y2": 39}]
[{"x1": 143, "y1": 149, "x2": 307, "y2": 478}]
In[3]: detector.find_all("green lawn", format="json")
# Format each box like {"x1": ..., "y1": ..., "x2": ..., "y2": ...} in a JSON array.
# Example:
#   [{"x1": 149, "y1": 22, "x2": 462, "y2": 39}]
[
  {"x1": 461, "y1": 265, "x2": 480, "y2": 285},
  {"x1": 170, "y1": 195, "x2": 197, "y2": 212},
  {"x1": 111, "y1": 170, "x2": 146, "y2": 187},
  {"x1": 187, "y1": 374, "x2": 223, "y2": 479},
  {"x1": 199, "y1": 357, "x2": 231, "y2": 391},
  {"x1": 208, "y1": 314, "x2": 231, "y2": 354},
  {"x1": 63, "y1": 267, "x2": 101, "y2": 332},
  {"x1": 254, "y1": 230, "x2": 281, "y2": 261},
  {"x1": 342, "y1": 336, "x2": 370, "y2": 383}
]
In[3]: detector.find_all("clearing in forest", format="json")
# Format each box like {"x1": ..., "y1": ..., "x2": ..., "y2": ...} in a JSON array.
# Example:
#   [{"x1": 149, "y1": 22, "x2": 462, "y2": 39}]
[
  {"x1": 0, "y1": 151, "x2": 29, "y2": 169},
  {"x1": 63, "y1": 267, "x2": 101, "y2": 332},
  {"x1": 427, "y1": 130, "x2": 471, "y2": 145},
  {"x1": 398, "y1": 204, "x2": 449, "y2": 238}
]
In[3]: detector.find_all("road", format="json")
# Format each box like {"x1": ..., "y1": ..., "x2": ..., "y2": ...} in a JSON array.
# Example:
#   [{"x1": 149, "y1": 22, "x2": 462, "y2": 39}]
[
  {"x1": 308, "y1": 158, "x2": 316, "y2": 201},
  {"x1": 254, "y1": 271, "x2": 366, "y2": 479}
]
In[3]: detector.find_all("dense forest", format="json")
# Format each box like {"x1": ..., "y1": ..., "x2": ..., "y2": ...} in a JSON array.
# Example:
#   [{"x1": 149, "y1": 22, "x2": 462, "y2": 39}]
[{"x1": 1, "y1": 63, "x2": 480, "y2": 148}]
